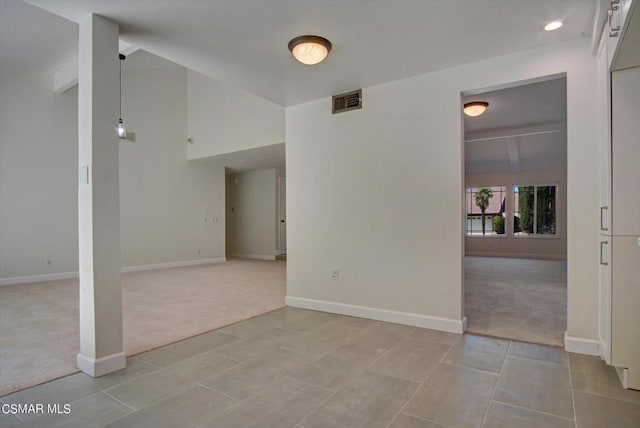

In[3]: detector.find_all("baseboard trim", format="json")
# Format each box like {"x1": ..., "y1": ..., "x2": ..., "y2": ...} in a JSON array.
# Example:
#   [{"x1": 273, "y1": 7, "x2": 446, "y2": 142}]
[
  {"x1": 465, "y1": 251, "x2": 566, "y2": 260},
  {"x1": 0, "y1": 258, "x2": 227, "y2": 286},
  {"x1": 77, "y1": 352, "x2": 126, "y2": 377},
  {"x1": 564, "y1": 332, "x2": 600, "y2": 355},
  {"x1": 286, "y1": 296, "x2": 465, "y2": 334},
  {"x1": 121, "y1": 257, "x2": 226, "y2": 273},
  {"x1": 228, "y1": 253, "x2": 276, "y2": 261},
  {"x1": 0, "y1": 271, "x2": 78, "y2": 286}
]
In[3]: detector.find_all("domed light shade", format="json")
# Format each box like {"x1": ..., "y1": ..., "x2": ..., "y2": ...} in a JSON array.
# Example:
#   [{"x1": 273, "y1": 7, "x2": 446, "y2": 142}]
[
  {"x1": 288, "y1": 35, "x2": 332, "y2": 65},
  {"x1": 463, "y1": 101, "x2": 489, "y2": 117}
]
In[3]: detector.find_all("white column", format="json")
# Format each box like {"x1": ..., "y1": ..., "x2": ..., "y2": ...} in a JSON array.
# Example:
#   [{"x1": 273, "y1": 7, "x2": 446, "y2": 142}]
[{"x1": 77, "y1": 14, "x2": 125, "y2": 377}]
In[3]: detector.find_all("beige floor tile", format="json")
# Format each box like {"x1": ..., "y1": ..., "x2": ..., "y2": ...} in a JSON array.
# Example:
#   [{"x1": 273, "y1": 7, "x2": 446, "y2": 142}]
[
  {"x1": 0, "y1": 411, "x2": 20, "y2": 427},
  {"x1": 350, "y1": 322, "x2": 417, "y2": 350},
  {"x1": 20, "y1": 392, "x2": 132, "y2": 428},
  {"x1": 569, "y1": 353, "x2": 640, "y2": 404},
  {"x1": 483, "y1": 401, "x2": 574, "y2": 428},
  {"x1": 204, "y1": 376, "x2": 333, "y2": 428},
  {"x1": 278, "y1": 310, "x2": 342, "y2": 333},
  {"x1": 279, "y1": 323, "x2": 363, "y2": 356},
  {"x1": 104, "y1": 352, "x2": 238, "y2": 409},
  {"x1": 493, "y1": 356, "x2": 573, "y2": 418},
  {"x1": 289, "y1": 343, "x2": 385, "y2": 390},
  {"x1": 508, "y1": 341, "x2": 568, "y2": 365},
  {"x1": 200, "y1": 348, "x2": 311, "y2": 399},
  {"x1": 216, "y1": 328, "x2": 303, "y2": 362},
  {"x1": 102, "y1": 385, "x2": 235, "y2": 428},
  {"x1": 403, "y1": 362, "x2": 497, "y2": 427},
  {"x1": 369, "y1": 337, "x2": 451, "y2": 382},
  {"x1": 301, "y1": 371, "x2": 419, "y2": 428},
  {"x1": 388, "y1": 413, "x2": 448, "y2": 428},
  {"x1": 442, "y1": 334, "x2": 509, "y2": 373},
  {"x1": 574, "y1": 391, "x2": 640, "y2": 428},
  {"x1": 134, "y1": 330, "x2": 240, "y2": 367},
  {"x1": 330, "y1": 315, "x2": 378, "y2": 329},
  {"x1": 1, "y1": 358, "x2": 155, "y2": 411},
  {"x1": 410, "y1": 328, "x2": 463, "y2": 346}
]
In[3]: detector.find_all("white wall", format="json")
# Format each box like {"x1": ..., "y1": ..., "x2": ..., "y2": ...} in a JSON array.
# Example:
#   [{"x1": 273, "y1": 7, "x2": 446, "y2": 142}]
[
  {"x1": 0, "y1": 72, "x2": 79, "y2": 278},
  {"x1": 0, "y1": 67, "x2": 227, "y2": 282},
  {"x1": 119, "y1": 68, "x2": 225, "y2": 267},
  {"x1": 187, "y1": 70, "x2": 285, "y2": 160},
  {"x1": 286, "y1": 38, "x2": 599, "y2": 341},
  {"x1": 465, "y1": 168, "x2": 567, "y2": 259},
  {"x1": 226, "y1": 169, "x2": 277, "y2": 259}
]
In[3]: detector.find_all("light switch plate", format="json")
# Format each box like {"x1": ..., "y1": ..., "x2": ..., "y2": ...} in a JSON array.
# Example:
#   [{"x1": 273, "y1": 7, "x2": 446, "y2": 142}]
[{"x1": 80, "y1": 165, "x2": 89, "y2": 185}]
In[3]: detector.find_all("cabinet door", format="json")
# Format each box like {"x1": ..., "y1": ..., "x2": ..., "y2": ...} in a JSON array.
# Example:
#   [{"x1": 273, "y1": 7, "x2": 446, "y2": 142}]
[
  {"x1": 611, "y1": 235, "x2": 640, "y2": 389},
  {"x1": 597, "y1": 33, "x2": 612, "y2": 234},
  {"x1": 611, "y1": 66, "x2": 640, "y2": 236},
  {"x1": 599, "y1": 237, "x2": 612, "y2": 364}
]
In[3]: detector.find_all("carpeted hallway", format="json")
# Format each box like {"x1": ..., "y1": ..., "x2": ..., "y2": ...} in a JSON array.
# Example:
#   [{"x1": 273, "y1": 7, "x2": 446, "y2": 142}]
[
  {"x1": 464, "y1": 256, "x2": 567, "y2": 347},
  {"x1": 0, "y1": 259, "x2": 286, "y2": 396}
]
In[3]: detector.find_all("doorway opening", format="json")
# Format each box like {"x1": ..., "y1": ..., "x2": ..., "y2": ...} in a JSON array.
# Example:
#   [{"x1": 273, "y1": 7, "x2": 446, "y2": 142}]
[{"x1": 462, "y1": 76, "x2": 568, "y2": 346}]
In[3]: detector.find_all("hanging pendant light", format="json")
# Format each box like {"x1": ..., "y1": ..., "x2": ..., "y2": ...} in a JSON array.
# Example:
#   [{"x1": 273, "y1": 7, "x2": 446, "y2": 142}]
[{"x1": 117, "y1": 53, "x2": 126, "y2": 139}]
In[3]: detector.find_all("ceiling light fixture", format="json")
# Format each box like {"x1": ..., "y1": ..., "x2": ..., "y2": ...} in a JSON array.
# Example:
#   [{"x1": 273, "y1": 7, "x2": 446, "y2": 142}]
[
  {"x1": 463, "y1": 101, "x2": 489, "y2": 117},
  {"x1": 288, "y1": 35, "x2": 332, "y2": 65},
  {"x1": 117, "y1": 53, "x2": 126, "y2": 139},
  {"x1": 544, "y1": 21, "x2": 563, "y2": 31}
]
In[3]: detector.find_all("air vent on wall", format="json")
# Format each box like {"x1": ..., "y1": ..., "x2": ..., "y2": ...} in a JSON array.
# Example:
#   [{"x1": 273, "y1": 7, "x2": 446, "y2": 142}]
[{"x1": 332, "y1": 89, "x2": 362, "y2": 114}]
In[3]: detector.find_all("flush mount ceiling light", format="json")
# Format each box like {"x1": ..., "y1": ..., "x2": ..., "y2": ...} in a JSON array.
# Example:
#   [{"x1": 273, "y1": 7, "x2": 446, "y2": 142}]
[
  {"x1": 288, "y1": 35, "x2": 332, "y2": 65},
  {"x1": 463, "y1": 101, "x2": 489, "y2": 117},
  {"x1": 544, "y1": 21, "x2": 563, "y2": 31}
]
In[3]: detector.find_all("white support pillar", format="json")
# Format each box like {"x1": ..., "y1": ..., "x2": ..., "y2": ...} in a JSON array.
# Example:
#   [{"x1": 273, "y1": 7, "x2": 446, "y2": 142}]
[{"x1": 77, "y1": 14, "x2": 125, "y2": 377}]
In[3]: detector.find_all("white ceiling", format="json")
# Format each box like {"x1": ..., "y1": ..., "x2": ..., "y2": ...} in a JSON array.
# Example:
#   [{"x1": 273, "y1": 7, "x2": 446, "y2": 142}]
[
  {"x1": 18, "y1": 0, "x2": 595, "y2": 106},
  {"x1": 199, "y1": 143, "x2": 286, "y2": 175},
  {"x1": 464, "y1": 78, "x2": 567, "y2": 174}
]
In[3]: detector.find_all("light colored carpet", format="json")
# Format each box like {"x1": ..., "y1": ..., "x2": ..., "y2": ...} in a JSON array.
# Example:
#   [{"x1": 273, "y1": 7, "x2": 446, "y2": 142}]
[
  {"x1": 464, "y1": 256, "x2": 567, "y2": 347},
  {"x1": 0, "y1": 259, "x2": 286, "y2": 396}
]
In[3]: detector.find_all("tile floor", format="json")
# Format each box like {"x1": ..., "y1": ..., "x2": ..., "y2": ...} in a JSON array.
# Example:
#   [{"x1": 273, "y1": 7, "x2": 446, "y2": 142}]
[{"x1": 1, "y1": 307, "x2": 639, "y2": 428}]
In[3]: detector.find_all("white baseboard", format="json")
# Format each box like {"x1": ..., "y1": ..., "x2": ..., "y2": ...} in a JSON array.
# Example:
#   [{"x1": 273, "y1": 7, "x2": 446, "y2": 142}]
[
  {"x1": 228, "y1": 253, "x2": 276, "y2": 261},
  {"x1": 121, "y1": 257, "x2": 226, "y2": 273},
  {"x1": 77, "y1": 352, "x2": 126, "y2": 377},
  {"x1": 465, "y1": 251, "x2": 566, "y2": 260},
  {"x1": 0, "y1": 258, "x2": 227, "y2": 286},
  {"x1": 286, "y1": 296, "x2": 466, "y2": 334},
  {"x1": 0, "y1": 271, "x2": 79, "y2": 286},
  {"x1": 564, "y1": 332, "x2": 600, "y2": 355}
]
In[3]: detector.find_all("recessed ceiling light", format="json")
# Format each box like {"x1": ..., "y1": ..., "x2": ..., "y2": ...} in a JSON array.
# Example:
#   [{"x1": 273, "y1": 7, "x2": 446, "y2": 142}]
[
  {"x1": 288, "y1": 35, "x2": 332, "y2": 65},
  {"x1": 544, "y1": 21, "x2": 563, "y2": 31},
  {"x1": 463, "y1": 102, "x2": 489, "y2": 117}
]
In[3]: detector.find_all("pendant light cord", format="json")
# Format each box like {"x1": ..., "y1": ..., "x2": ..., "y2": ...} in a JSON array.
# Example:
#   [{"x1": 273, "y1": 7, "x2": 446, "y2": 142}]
[{"x1": 119, "y1": 54, "x2": 123, "y2": 119}]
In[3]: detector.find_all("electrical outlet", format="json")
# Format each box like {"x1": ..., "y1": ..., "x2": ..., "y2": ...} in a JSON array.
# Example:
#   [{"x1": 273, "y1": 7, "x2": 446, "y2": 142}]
[
  {"x1": 46, "y1": 258, "x2": 52, "y2": 267},
  {"x1": 330, "y1": 269, "x2": 339, "y2": 280},
  {"x1": 204, "y1": 217, "x2": 208, "y2": 223},
  {"x1": 197, "y1": 249, "x2": 201, "y2": 255}
]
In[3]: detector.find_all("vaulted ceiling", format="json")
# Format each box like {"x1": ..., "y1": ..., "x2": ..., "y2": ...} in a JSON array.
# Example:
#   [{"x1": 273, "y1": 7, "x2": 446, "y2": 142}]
[{"x1": 6, "y1": 0, "x2": 596, "y2": 106}]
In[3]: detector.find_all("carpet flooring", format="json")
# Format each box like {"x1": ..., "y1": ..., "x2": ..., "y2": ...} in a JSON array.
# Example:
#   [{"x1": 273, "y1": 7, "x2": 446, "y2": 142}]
[
  {"x1": 464, "y1": 256, "x2": 567, "y2": 347},
  {"x1": 0, "y1": 259, "x2": 286, "y2": 396}
]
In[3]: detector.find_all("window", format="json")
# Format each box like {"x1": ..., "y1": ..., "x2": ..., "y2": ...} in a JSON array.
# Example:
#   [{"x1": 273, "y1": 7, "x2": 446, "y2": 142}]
[
  {"x1": 514, "y1": 185, "x2": 557, "y2": 236},
  {"x1": 466, "y1": 186, "x2": 506, "y2": 236}
]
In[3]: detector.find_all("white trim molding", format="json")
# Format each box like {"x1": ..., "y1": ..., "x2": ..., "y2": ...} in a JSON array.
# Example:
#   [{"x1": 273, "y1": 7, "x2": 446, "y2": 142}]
[
  {"x1": 286, "y1": 296, "x2": 466, "y2": 334},
  {"x1": 564, "y1": 332, "x2": 600, "y2": 355},
  {"x1": 228, "y1": 253, "x2": 276, "y2": 261},
  {"x1": 77, "y1": 352, "x2": 126, "y2": 377},
  {"x1": 0, "y1": 271, "x2": 78, "y2": 286},
  {"x1": 121, "y1": 257, "x2": 226, "y2": 273},
  {"x1": 0, "y1": 258, "x2": 227, "y2": 286},
  {"x1": 465, "y1": 251, "x2": 566, "y2": 260}
]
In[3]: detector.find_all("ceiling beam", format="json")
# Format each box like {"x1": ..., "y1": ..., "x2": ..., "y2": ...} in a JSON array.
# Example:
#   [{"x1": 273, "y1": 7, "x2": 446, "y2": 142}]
[
  {"x1": 52, "y1": 40, "x2": 139, "y2": 93},
  {"x1": 465, "y1": 121, "x2": 565, "y2": 143}
]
